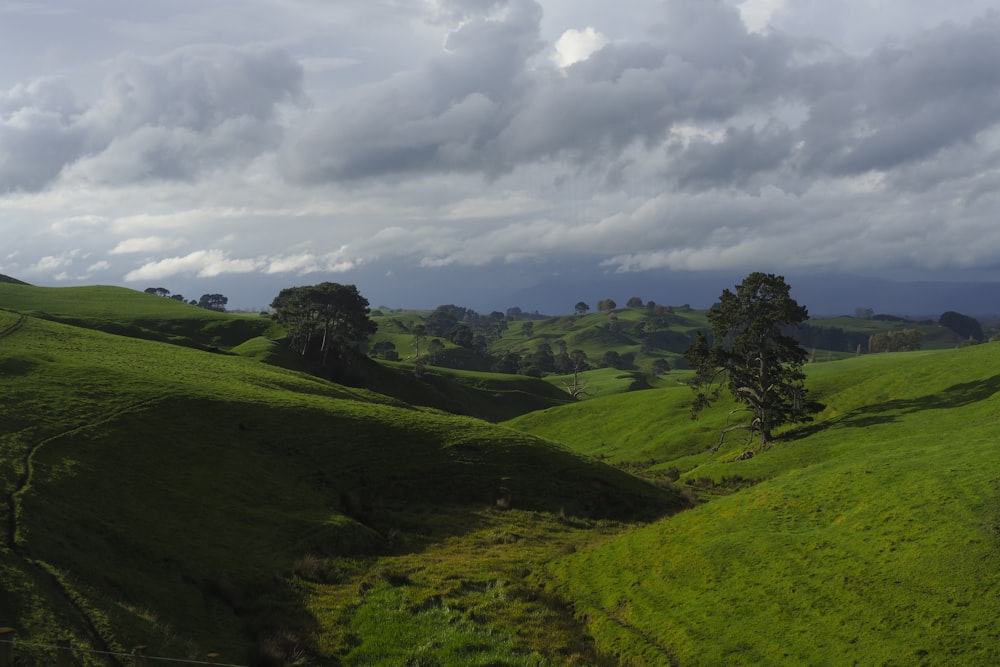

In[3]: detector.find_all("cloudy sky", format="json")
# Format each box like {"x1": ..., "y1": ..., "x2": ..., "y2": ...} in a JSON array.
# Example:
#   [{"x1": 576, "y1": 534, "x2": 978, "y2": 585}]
[{"x1": 1, "y1": 0, "x2": 999, "y2": 310}]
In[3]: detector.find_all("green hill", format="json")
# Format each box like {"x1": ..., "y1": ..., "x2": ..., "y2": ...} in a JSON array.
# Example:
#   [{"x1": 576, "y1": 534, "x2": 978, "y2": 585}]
[
  {"x1": 508, "y1": 344, "x2": 1000, "y2": 665},
  {"x1": 0, "y1": 306, "x2": 682, "y2": 664},
  {"x1": 4, "y1": 279, "x2": 999, "y2": 665},
  {"x1": 0, "y1": 281, "x2": 279, "y2": 350}
]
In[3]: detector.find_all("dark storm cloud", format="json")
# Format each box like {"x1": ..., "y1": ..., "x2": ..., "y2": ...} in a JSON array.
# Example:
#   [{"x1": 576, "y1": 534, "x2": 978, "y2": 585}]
[{"x1": 280, "y1": 0, "x2": 1000, "y2": 198}]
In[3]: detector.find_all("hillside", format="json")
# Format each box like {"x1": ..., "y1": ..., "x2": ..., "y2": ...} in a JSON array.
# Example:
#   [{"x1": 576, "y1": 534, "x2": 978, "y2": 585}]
[
  {"x1": 0, "y1": 301, "x2": 682, "y2": 664},
  {"x1": 370, "y1": 304, "x2": 976, "y2": 392},
  {"x1": 4, "y1": 277, "x2": 1000, "y2": 665},
  {"x1": 506, "y1": 344, "x2": 1000, "y2": 665}
]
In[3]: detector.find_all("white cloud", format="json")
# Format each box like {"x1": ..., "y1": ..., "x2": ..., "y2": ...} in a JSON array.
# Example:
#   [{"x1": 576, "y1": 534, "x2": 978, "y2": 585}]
[
  {"x1": 110, "y1": 236, "x2": 185, "y2": 254},
  {"x1": 737, "y1": 0, "x2": 786, "y2": 33},
  {"x1": 123, "y1": 249, "x2": 264, "y2": 281},
  {"x1": 552, "y1": 27, "x2": 609, "y2": 68}
]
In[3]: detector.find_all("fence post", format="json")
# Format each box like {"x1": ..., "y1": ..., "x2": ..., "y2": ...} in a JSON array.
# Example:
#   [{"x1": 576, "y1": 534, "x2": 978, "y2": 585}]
[
  {"x1": 133, "y1": 645, "x2": 148, "y2": 667},
  {"x1": 56, "y1": 638, "x2": 72, "y2": 667},
  {"x1": 0, "y1": 628, "x2": 14, "y2": 667}
]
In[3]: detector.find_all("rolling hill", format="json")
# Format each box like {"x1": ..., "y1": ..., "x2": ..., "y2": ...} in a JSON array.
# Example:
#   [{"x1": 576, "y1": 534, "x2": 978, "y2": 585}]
[
  {"x1": 2, "y1": 277, "x2": 998, "y2": 665},
  {"x1": 0, "y1": 283, "x2": 682, "y2": 665}
]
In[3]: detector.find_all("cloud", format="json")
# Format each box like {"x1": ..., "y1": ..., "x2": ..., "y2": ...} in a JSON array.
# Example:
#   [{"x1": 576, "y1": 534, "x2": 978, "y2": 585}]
[
  {"x1": 124, "y1": 249, "x2": 264, "y2": 281},
  {"x1": 110, "y1": 236, "x2": 185, "y2": 254},
  {"x1": 552, "y1": 27, "x2": 609, "y2": 68},
  {"x1": 0, "y1": 44, "x2": 304, "y2": 191}
]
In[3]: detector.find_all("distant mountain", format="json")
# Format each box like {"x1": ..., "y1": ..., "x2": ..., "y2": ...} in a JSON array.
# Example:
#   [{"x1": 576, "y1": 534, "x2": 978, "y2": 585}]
[{"x1": 504, "y1": 271, "x2": 1000, "y2": 319}]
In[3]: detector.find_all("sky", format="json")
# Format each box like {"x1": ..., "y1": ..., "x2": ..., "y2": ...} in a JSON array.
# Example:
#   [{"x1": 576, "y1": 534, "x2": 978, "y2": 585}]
[{"x1": 1, "y1": 0, "x2": 999, "y2": 311}]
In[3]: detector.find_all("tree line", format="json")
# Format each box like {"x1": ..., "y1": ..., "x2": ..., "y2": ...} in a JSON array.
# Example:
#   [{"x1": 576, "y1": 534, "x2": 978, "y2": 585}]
[{"x1": 144, "y1": 287, "x2": 228, "y2": 312}]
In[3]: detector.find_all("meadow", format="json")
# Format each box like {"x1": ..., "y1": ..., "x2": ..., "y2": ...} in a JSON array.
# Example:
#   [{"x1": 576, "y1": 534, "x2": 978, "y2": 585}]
[{"x1": 1, "y1": 279, "x2": 997, "y2": 665}]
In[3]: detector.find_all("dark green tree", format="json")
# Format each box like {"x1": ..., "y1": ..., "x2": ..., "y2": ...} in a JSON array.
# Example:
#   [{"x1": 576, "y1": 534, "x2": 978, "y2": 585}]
[
  {"x1": 938, "y1": 311, "x2": 983, "y2": 342},
  {"x1": 427, "y1": 338, "x2": 446, "y2": 363},
  {"x1": 198, "y1": 293, "x2": 228, "y2": 311},
  {"x1": 370, "y1": 340, "x2": 399, "y2": 361},
  {"x1": 574, "y1": 301, "x2": 590, "y2": 315},
  {"x1": 270, "y1": 283, "x2": 377, "y2": 367},
  {"x1": 684, "y1": 272, "x2": 820, "y2": 449}
]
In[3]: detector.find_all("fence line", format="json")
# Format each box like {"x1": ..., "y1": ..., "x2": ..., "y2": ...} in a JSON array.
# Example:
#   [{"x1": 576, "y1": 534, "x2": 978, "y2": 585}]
[{"x1": 0, "y1": 636, "x2": 247, "y2": 667}]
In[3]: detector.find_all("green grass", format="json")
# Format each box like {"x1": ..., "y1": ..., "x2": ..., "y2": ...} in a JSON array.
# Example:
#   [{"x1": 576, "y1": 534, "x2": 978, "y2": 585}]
[
  {"x1": 5, "y1": 281, "x2": 1000, "y2": 665},
  {"x1": 539, "y1": 343, "x2": 1000, "y2": 665},
  {"x1": 0, "y1": 309, "x2": 681, "y2": 664},
  {"x1": 0, "y1": 282, "x2": 279, "y2": 350}
]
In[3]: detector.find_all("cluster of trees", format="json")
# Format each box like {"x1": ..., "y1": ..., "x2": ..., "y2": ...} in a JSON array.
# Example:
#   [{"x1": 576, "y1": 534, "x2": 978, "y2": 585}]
[
  {"x1": 794, "y1": 324, "x2": 871, "y2": 353},
  {"x1": 868, "y1": 329, "x2": 922, "y2": 353},
  {"x1": 270, "y1": 283, "x2": 376, "y2": 368},
  {"x1": 939, "y1": 311, "x2": 983, "y2": 342},
  {"x1": 144, "y1": 287, "x2": 228, "y2": 312}
]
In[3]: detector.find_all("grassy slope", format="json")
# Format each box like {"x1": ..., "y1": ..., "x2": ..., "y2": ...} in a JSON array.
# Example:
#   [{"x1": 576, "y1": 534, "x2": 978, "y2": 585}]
[
  {"x1": 0, "y1": 282, "x2": 279, "y2": 350},
  {"x1": 518, "y1": 345, "x2": 1000, "y2": 665},
  {"x1": 0, "y1": 309, "x2": 682, "y2": 664}
]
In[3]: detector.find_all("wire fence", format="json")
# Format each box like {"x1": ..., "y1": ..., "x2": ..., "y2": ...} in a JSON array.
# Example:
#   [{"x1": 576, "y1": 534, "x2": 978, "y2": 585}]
[{"x1": 0, "y1": 636, "x2": 247, "y2": 667}]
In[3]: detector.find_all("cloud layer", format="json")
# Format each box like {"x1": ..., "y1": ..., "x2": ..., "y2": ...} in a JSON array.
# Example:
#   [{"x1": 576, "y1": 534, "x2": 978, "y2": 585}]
[{"x1": 1, "y1": 0, "x2": 999, "y2": 306}]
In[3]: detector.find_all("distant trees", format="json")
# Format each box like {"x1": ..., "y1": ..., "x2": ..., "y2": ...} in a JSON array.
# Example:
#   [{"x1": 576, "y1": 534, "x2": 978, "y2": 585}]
[
  {"x1": 198, "y1": 294, "x2": 228, "y2": 312},
  {"x1": 574, "y1": 301, "x2": 590, "y2": 315},
  {"x1": 145, "y1": 287, "x2": 228, "y2": 311},
  {"x1": 270, "y1": 283, "x2": 377, "y2": 367},
  {"x1": 597, "y1": 298, "x2": 617, "y2": 312},
  {"x1": 600, "y1": 350, "x2": 623, "y2": 369},
  {"x1": 650, "y1": 358, "x2": 671, "y2": 376},
  {"x1": 869, "y1": 329, "x2": 922, "y2": 353},
  {"x1": 939, "y1": 311, "x2": 983, "y2": 342},
  {"x1": 370, "y1": 340, "x2": 399, "y2": 361},
  {"x1": 626, "y1": 296, "x2": 644, "y2": 308},
  {"x1": 685, "y1": 272, "x2": 821, "y2": 449}
]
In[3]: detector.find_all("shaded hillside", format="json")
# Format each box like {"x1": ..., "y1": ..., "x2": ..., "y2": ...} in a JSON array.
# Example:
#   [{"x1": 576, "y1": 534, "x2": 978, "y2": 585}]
[{"x1": 0, "y1": 310, "x2": 683, "y2": 664}]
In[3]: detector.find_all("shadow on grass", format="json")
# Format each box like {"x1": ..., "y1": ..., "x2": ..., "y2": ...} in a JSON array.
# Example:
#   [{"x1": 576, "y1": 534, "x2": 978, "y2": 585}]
[{"x1": 829, "y1": 373, "x2": 1000, "y2": 430}]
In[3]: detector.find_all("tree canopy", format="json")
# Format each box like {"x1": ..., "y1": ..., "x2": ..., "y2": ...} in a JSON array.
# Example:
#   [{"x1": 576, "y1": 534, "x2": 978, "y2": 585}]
[
  {"x1": 270, "y1": 282, "x2": 377, "y2": 367},
  {"x1": 684, "y1": 272, "x2": 821, "y2": 448}
]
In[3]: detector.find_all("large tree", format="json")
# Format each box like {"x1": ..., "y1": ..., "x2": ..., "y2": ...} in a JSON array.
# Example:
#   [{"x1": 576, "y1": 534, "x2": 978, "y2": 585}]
[
  {"x1": 684, "y1": 272, "x2": 820, "y2": 449},
  {"x1": 270, "y1": 282, "x2": 377, "y2": 367}
]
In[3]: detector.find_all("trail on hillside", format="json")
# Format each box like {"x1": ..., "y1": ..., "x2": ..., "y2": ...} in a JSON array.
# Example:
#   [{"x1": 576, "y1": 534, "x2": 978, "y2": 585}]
[
  {"x1": 2, "y1": 396, "x2": 164, "y2": 664},
  {"x1": 0, "y1": 311, "x2": 26, "y2": 338}
]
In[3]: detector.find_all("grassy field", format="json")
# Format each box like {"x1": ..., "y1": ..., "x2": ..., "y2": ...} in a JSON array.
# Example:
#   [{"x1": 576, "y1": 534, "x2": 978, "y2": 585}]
[
  {"x1": 3, "y1": 277, "x2": 998, "y2": 665},
  {"x1": 0, "y1": 303, "x2": 681, "y2": 664},
  {"x1": 511, "y1": 344, "x2": 1000, "y2": 665}
]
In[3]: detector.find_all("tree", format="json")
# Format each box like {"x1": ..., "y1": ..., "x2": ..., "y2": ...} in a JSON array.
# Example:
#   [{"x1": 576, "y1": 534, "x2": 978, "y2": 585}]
[
  {"x1": 562, "y1": 349, "x2": 590, "y2": 399},
  {"x1": 198, "y1": 293, "x2": 228, "y2": 312},
  {"x1": 684, "y1": 272, "x2": 821, "y2": 449},
  {"x1": 145, "y1": 287, "x2": 171, "y2": 297},
  {"x1": 521, "y1": 321, "x2": 534, "y2": 338},
  {"x1": 427, "y1": 338, "x2": 446, "y2": 363},
  {"x1": 370, "y1": 340, "x2": 399, "y2": 361},
  {"x1": 939, "y1": 311, "x2": 983, "y2": 342},
  {"x1": 597, "y1": 298, "x2": 617, "y2": 312},
  {"x1": 574, "y1": 301, "x2": 590, "y2": 315},
  {"x1": 651, "y1": 358, "x2": 671, "y2": 376},
  {"x1": 270, "y1": 283, "x2": 377, "y2": 367},
  {"x1": 626, "y1": 296, "x2": 644, "y2": 308},
  {"x1": 600, "y1": 350, "x2": 622, "y2": 369}
]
